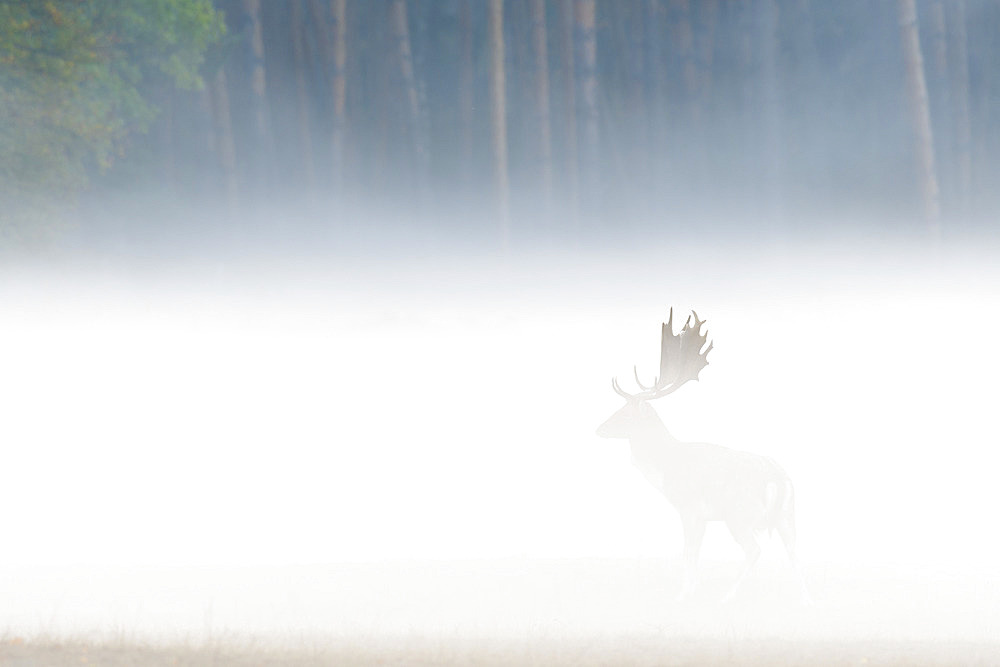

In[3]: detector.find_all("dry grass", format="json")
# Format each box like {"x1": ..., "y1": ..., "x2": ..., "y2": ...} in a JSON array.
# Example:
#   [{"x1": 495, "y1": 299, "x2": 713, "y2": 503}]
[
  {"x1": 1, "y1": 634, "x2": 998, "y2": 666},
  {"x1": 2, "y1": 561, "x2": 999, "y2": 665}
]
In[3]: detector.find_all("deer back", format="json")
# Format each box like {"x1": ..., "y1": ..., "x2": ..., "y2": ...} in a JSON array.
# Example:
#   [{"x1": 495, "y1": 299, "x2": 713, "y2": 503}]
[{"x1": 632, "y1": 437, "x2": 790, "y2": 526}]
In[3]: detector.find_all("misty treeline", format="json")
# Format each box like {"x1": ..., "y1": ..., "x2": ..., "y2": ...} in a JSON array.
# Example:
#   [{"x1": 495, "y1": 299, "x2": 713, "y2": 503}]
[{"x1": 2, "y1": 1, "x2": 998, "y2": 246}]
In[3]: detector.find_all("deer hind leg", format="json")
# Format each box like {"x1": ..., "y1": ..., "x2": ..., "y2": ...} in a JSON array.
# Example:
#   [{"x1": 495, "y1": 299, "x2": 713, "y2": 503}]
[
  {"x1": 774, "y1": 480, "x2": 812, "y2": 605},
  {"x1": 676, "y1": 516, "x2": 706, "y2": 602},
  {"x1": 721, "y1": 521, "x2": 761, "y2": 604},
  {"x1": 777, "y1": 509, "x2": 812, "y2": 606}
]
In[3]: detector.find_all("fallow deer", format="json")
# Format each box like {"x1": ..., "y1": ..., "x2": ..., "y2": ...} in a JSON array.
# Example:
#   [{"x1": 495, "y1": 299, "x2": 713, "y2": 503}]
[{"x1": 597, "y1": 309, "x2": 809, "y2": 604}]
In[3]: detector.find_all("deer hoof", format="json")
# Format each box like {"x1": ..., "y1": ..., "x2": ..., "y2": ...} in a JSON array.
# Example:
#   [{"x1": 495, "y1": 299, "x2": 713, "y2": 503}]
[
  {"x1": 720, "y1": 589, "x2": 739, "y2": 605},
  {"x1": 674, "y1": 583, "x2": 696, "y2": 604}
]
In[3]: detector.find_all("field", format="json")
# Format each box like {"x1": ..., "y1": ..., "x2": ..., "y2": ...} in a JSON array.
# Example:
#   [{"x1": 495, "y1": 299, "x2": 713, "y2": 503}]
[
  {"x1": 1, "y1": 559, "x2": 998, "y2": 665},
  {"x1": 2, "y1": 636, "x2": 995, "y2": 666},
  {"x1": 1, "y1": 244, "x2": 997, "y2": 664}
]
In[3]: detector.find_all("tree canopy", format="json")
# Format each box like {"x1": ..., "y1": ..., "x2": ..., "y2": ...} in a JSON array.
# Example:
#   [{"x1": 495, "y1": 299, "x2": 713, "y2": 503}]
[{"x1": 0, "y1": 0, "x2": 223, "y2": 240}]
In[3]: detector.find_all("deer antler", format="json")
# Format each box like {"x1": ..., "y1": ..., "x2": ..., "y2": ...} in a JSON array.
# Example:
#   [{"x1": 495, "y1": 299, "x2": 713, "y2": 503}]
[
  {"x1": 613, "y1": 308, "x2": 713, "y2": 401},
  {"x1": 611, "y1": 377, "x2": 634, "y2": 400},
  {"x1": 632, "y1": 365, "x2": 658, "y2": 391}
]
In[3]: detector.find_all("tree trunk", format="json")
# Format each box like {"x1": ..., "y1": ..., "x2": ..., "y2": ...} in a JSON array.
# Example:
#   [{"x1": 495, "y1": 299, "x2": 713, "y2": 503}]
[
  {"x1": 735, "y1": 0, "x2": 756, "y2": 180},
  {"x1": 242, "y1": 0, "x2": 271, "y2": 191},
  {"x1": 625, "y1": 0, "x2": 647, "y2": 187},
  {"x1": 209, "y1": 67, "x2": 239, "y2": 211},
  {"x1": 574, "y1": 0, "x2": 598, "y2": 220},
  {"x1": 560, "y1": 0, "x2": 579, "y2": 225},
  {"x1": 897, "y1": 0, "x2": 941, "y2": 234},
  {"x1": 643, "y1": 0, "x2": 665, "y2": 184},
  {"x1": 948, "y1": 0, "x2": 972, "y2": 216},
  {"x1": 309, "y1": 0, "x2": 348, "y2": 191},
  {"x1": 530, "y1": 0, "x2": 553, "y2": 209},
  {"x1": 488, "y1": 0, "x2": 510, "y2": 248},
  {"x1": 626, "y1": 0, "x2": 646, "y2": 122},
  {"x1": 331, "y1": 0, "x2": 348, "y2": 185},
  {"x1": 388, "y1": 0, "x2": 428, "y2": 197},
  {"x1": 459, "y1": 0, "x2": 475, "y2": 185},
  {"x1": 668, "y1": 0, "x2": 696, "y2": 118},
  {"x1": 667, "y1": 0, "x2": 697, "y2": 191},
  {"x1": 693, "y1": 0, "x2": 717, "y2": 125},
  {"x1": 927, "y1": 1, "x2": 953, "y2": 212},
  {"x1": 290, "y1": 0, "x2": 316, "y2": 188},
  {"x1": 692, "y1": 0, "x2": 717, "y2": 188},
  {"x1": 759, "y1": 0, "x2": 784, "y2": 224}
]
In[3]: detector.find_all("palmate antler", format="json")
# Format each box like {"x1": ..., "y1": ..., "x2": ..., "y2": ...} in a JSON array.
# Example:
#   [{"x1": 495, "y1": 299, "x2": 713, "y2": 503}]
[{"x1": 612, "y1": 308, "x2": 714, "y2": 401}]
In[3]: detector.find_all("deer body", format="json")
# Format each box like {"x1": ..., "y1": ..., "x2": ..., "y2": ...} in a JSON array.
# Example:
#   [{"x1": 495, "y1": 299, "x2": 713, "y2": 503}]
[{"x1": 598, "y1": 310, "x2": 808, "y2": 603}]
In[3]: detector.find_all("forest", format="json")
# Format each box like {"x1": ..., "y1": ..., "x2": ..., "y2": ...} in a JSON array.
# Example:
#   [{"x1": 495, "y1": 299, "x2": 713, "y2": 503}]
[{"x1": 1, "y1": 0, "x2": 998, "y2": 249}]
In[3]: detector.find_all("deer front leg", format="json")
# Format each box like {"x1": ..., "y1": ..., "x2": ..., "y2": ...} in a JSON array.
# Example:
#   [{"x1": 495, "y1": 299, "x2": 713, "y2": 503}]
[
  {"x1": 676, "y1": 516, "x2": 706, "y2": 602},
  {"x1": 721, "y1": 522, "x2": 761, "y2": 604}
]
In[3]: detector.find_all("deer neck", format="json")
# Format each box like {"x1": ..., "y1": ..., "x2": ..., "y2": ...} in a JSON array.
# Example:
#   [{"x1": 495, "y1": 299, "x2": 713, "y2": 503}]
[
  {"x1": 628, "y1": 410, "x2": 680, "y2": 459},
  {"x1": 624, "y1": 410, "x2": 685, "y2": 496}
]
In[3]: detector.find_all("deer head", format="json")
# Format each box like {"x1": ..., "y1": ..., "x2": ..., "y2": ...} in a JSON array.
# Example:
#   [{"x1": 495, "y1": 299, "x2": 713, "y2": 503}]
[{"x1": 596, "y1": 308, "x2": 713, "y2": 440}]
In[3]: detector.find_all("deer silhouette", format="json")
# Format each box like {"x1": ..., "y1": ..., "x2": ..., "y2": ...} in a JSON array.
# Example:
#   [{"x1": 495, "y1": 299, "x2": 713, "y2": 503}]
[{"x1": 597, "y1": 309, "x2": 810, "y2": 604}]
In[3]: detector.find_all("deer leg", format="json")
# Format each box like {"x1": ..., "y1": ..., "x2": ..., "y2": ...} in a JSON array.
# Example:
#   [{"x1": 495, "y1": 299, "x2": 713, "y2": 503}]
[
  {"x1": 676, "y1": 517, "x2": 706, "y2": 602},
  {"x1": 721, "y1": 522, "x2": 761, "y2": 604},
  {"x1": 778, "y1": 519, "x2": 812, "y2": 606}
]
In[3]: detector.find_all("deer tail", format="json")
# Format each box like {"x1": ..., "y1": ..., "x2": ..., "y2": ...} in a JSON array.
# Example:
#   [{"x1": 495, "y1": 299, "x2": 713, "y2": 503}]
[{"x1": 761, "y1": 472, "x2": 794, "y2": 536}]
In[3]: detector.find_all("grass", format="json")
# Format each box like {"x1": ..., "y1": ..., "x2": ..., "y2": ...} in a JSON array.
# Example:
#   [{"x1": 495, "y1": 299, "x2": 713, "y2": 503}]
[
  {"x1": 2, "y1": 560, "x2": 999, "y2": 665},
  {"x1": 2, "y1": 634, "x2": 998, "y2": 666}
]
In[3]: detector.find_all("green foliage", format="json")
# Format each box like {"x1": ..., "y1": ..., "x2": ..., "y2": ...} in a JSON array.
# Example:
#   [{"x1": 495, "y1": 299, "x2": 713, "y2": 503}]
[{"x1": 0, "y1": 0, "x2": 224, "y2": 242}]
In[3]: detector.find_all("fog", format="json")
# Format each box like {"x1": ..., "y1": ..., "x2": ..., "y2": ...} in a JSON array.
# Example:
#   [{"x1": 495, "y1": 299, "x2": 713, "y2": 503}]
[
  {"x1": 3, "y1": 0, "x2": 1000, "y2": 661},
  {"x1": 1, "y1": 236, "x2": 998, "y2": 654}
]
